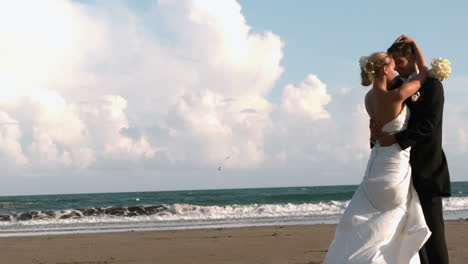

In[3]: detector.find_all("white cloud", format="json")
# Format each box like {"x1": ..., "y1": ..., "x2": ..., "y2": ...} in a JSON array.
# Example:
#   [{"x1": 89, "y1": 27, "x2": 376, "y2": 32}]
[
  {"x1": 0, "y1": 0, "x2": 284, "y2": 172},
  {"x1": 159, "y1": 90, "x2": 273, "y2": 168},
  {"x1": 0, "y1": 112, "x2": 28, "y2": 166},
  {"x1": 0, "y1": 88, "x2": 156, "y2": 169},
  {"x1": 0, "y1": 0, "x2": 374, "y2": 182},
  {"x1": 265, "y1": 78, "x2": 370, "y2": 168},
  {"x1": 443, "y1": 75, "x2": 468, "y2": 154},
  {"x1": 280, "y1": 74, "x2": 331, "y2": 120},
  {"x1": 457, "y1": 128, "x2": 468, "y2": 153}
]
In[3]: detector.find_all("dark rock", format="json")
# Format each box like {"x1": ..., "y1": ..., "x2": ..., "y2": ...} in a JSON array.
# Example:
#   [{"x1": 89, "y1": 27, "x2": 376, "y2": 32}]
[
  {"x1": 145, "y1": 205, "x2": 168, "y2": 214},
  {"x1": 105, "y1": 207, "x2": 126, "y2": 216},
  {"x1": 59, "y1": 211, "x2": 81, "y2": 219},
  {"x1": 30, "y1": 211, "x2": 41, "y2": 219},
  {"x1": 128, "y1": 206, "x2": 146, "y2": 214},
  {"x1": 4, "y1": 204, "x2": 171, "y2": 222},
  {"x1": 80, "y1": 208, "x2": 100, "y2": 216},
  {"x1": 44, "y1": 211, "x2": 55, "y2": 218},
  {"x1": 0, "y1": 215, "x2": 10, "y2": 221},
  {"x1": 17, "y1": 212, "x2": 33, "y2": 221}
]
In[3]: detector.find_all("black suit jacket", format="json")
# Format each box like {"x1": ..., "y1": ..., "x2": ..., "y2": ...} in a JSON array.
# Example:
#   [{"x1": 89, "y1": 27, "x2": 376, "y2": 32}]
[{"x1": 394, "y1": 78, "x2": 451, "y2": 198}]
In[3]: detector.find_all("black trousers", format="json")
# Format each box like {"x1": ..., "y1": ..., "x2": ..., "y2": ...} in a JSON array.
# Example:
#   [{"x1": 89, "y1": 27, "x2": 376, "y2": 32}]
[{"x1": 418, "y1": 196, "x2": 449, "y2": 264}]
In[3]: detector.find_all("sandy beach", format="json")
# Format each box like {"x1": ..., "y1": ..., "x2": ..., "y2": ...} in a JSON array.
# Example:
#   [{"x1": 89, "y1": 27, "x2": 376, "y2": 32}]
[{"x1": 0, "y1": 220, "x2": 467, "y2": 264}]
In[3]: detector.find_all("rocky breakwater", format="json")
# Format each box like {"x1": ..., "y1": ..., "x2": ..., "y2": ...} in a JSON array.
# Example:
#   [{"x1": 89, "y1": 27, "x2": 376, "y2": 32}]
[{"x1": 0, "y1": 205, "x2": 169, "y2": 222}]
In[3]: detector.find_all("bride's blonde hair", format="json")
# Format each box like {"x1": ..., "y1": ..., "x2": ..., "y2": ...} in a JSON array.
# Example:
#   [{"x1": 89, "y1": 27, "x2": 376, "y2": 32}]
[{"x1": 360, "y1": 52, "x2": 392, "y2": 86}]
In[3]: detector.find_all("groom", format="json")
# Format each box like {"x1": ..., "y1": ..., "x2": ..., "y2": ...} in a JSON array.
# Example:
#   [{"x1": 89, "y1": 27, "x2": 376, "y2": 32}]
[{"x1": 376, "y1": 38, "x2": 451, "y2": 263}]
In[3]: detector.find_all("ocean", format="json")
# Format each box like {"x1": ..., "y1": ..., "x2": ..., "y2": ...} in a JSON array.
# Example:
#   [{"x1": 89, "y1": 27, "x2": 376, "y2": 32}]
[{"x1": 1, "y1": 182, "x2": 468, "y2": 237}]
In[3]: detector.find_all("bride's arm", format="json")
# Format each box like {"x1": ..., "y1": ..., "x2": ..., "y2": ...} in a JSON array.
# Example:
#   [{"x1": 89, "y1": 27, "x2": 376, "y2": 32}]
[
  {"x1": 380, "y1": 36, "x2": 430, "y2": 147},
  {"x1": 391, "y1": 36, "x2": 429, "y2": 101}
]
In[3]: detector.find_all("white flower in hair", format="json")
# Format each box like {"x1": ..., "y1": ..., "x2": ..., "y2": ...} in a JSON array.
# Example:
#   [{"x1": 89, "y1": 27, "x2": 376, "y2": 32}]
[
  {"x1": 359, "y1": 56, "x2": 369, "y2": 69},
  {"x1": 359, "y1": 56, "x2": 374, "y2": 74},
  {"x1": 429, "y1": 58, "x2": 451, "y2": 81}
]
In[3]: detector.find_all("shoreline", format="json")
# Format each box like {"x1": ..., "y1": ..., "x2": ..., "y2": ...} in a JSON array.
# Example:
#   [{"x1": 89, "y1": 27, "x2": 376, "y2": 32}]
[
  {"x1": 1, "y1": 214, "x2": 466, "y2": 238},
  {"x1": 0, "y1": 220, "x2": 467, "y2": 263},
  {"x1": 0, "y1": 219, "x2": 340, "y2": 238}
]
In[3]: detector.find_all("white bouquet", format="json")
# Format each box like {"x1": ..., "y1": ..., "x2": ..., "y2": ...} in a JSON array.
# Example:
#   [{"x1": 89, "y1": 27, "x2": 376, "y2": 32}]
[{"x1": 429, "y1": 58, "x2": 451, "y2": 81}]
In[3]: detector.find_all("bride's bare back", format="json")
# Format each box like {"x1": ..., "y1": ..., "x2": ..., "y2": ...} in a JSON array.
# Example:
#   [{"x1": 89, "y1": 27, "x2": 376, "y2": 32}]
[{"x1": 365, "y1": 87, "x2": 405, "y2": 127}]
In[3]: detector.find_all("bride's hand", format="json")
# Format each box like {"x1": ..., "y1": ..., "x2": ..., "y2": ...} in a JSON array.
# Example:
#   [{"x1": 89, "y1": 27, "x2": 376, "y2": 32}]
[
  {"x1": 394, "y1": 34, "x2": 415, "y2": 45},
  {"x1": 379, "y1": 133, "x2": 397, "y2": 147}
]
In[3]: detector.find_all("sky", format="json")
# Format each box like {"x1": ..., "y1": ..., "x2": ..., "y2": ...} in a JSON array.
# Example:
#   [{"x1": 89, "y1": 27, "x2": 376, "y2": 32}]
[{"x1": 1, "y1": 0, "x2": 467, "y2": 195}]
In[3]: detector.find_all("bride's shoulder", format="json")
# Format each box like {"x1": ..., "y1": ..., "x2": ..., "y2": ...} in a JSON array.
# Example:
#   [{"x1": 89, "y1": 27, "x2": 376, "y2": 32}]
[
  {"x1": 365, "y1": 90, "x2": 374, "y2": 103},
  {"x1": 364, "y1": 91, "x2": 373, "y2": 115}
]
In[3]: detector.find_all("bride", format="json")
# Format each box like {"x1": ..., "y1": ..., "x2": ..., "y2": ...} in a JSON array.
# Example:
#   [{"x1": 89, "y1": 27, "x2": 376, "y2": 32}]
[{"x1": 323, "y1": 35, "x2": 431, "y2": 264}]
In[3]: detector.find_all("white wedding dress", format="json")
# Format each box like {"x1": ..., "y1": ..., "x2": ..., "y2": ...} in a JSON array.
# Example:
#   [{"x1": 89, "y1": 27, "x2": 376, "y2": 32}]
[{"x1": 323, "y1": 105, "x2": 431, "y2": 264}]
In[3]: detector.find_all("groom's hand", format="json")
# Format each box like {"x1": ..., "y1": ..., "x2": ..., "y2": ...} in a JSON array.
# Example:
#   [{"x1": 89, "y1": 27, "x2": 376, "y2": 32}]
[
  {"x1": 379, "y1": 133, "x2": 397, "y2": 146},
  {"x1": 369, "y1": 119, "x2": 383, "y2": 142}
]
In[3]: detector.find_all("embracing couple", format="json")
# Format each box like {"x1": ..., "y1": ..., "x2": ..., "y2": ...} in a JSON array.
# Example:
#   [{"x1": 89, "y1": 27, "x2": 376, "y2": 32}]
[{"x1": 323, "y1": 35, "x2": 451, "y2": 264}]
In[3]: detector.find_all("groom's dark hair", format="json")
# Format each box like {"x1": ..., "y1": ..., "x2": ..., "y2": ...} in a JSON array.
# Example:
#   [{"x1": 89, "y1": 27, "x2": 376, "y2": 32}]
[{"x1": 387, "y1": 42, "x2": 415, "y2": 59}]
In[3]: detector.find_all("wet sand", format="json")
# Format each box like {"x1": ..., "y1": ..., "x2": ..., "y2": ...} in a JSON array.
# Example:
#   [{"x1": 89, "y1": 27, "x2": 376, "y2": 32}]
[{"x1": 0, "y1": 220, "x2": 467, "y2": 263}]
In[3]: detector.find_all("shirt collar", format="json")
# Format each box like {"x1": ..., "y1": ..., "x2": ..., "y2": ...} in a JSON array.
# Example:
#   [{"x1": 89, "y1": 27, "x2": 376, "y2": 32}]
[{"x1": 400, "y1": 71, "x2": 419, "y2": 83}]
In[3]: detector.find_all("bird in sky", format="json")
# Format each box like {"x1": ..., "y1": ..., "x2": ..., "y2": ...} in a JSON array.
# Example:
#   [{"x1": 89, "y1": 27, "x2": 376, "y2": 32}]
[{"x1": 218, "y1": 153, "x2": 232, "y2": 172}]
